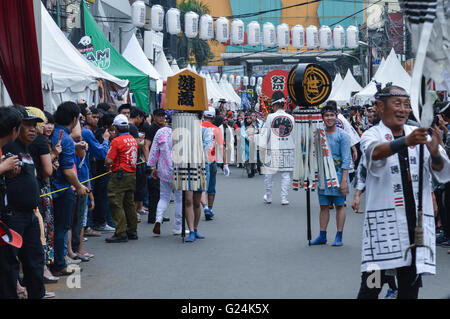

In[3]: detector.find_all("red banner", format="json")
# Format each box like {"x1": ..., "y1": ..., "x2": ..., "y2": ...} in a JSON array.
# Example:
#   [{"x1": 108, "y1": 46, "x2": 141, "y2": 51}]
[
  {"x1": 262, "y1": 70, "x2": 289, "y2": 99},
  {"x1": 0, "y1": 0, "x2": 43, "y2": 109}
]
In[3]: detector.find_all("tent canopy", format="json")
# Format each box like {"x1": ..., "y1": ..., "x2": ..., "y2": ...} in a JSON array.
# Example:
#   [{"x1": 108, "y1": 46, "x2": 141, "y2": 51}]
[
  {"x1": 41, "y1": 5, "x2": 128, "y2": 112},
  {"x1": 123, "y1": 34, "x2": 160, "y2": 82},
  {"x1": 353, "y1": 49, "x2": 411, "y2": 105},
  {"x1": 328, "y1": 69, "x2": 362, "y2": 106},
  {"x1": 154, "y1": 51, "x2": 174, "y2": 81},
  {"x1": 329, "y1": 73, "x2": 344, "y2": 99}
]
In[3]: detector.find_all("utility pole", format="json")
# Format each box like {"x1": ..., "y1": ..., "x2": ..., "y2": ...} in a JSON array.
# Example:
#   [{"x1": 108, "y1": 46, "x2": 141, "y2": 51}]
[{"x1": 383, "y1": 1, "x2": 389, "y2": 57}]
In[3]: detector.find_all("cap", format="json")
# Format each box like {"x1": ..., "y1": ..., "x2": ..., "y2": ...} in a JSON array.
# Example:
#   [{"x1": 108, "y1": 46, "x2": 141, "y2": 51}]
[
  {"x1": 437, "y1": 101, "x2": 450, "y2": 117},
  {"x1": 113, "y1": 114, "x2": 129, "y2": 127},
  {"x1": 26, "y1": 106, "x2": 47, "y2": 128},
  {"x1": 219, "y1": 98, "x2": 227, "y2": 103},
  {"x1": 0, "y1": 220, "x2": 22, "y2": 248},
  {"x1": 153, "y1": 108, "x2": 166, "y2": 116},
  {"x1": 271, "y1": 91, "x2": 285, "y2": 106},
  {"x1": 203, "y1": 106, "x2": 216, "y2": 118},
  {"x1": 21, "y1": 107, "x2": 44, "y2": 123}
]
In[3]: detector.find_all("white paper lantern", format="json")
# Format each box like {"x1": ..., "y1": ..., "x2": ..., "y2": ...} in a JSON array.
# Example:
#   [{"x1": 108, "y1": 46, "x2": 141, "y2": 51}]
[
  {"x1": 216, "y1": 17, "x2": 229, "y2": 43},
  {"x1": 250, "y1": 76, "x2": 256, "y2": 86},
  {"x1": 185, "y1": 11, "x2": 199, "y2": 38},
  {"x1": 277, "y1": 23, "x2": 290, "y2": 49},
  {"x1": 306, "y1": 25, "x2": 319, "y2": 49},
  {"x1": 263, "y1": 22, "x2": 276, "y2": 48},
  {"x1": 333, "y1": 25, "x2": 345, "y2": 49},
  {"x1": 199, "y1": 14, "x2": 214, "y2": 40},
  {"x1": 166, "y1": 8, "x2": 181, "y2": 35},
  {"x1": 131, "y1": 0, "x2": 146, "y2": 28},
  {"x1": 319, "y1": 25, "x2": 332, "y2": 49},
  {"x1": 214, "y1": 73, "x2": 220, "y2": 82},
  {"x1": 151, "y1": 5, "x2": 164, "y2": 32},
  {"x1": 228, "y1": 74, "x2": 235, "y2": 84},
  {"x1": 243, "y1": 76, "x2": 249, "y2": 86},
  {"x1": 346, "y1": 25, "x2": 359, "y2": 49},
  {"x1": 231, "y1": 19, "x2": 245, "y2": 45},
  {"x1": 291, "y1": 25, "x2": 305, "y2": 49},
  {"x1": 235, "y1": 75, "x2": 241, "y2": 86},
  {"x1": 256, "y1": 85, "x2": 262, "y2": 95},
  {"x1": 247, "y1": 21, "x2": 260, "y2": 47},
  {"x1": 257, "y1": 77, "x2": 263, "y2": 86}
]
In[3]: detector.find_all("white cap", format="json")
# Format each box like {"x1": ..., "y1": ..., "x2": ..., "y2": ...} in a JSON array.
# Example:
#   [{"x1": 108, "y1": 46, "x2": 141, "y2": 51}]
[
  {"x1": 203, "y1": 106, "x2": 216, "y2": 118},
  {"x1": 113, "y1": 114, "x2": 129, "y2": 126}
]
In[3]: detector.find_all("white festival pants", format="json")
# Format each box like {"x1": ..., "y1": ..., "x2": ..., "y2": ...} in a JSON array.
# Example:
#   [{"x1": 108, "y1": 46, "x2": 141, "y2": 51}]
[
  {"x1": 156, "y1": 180, "x2": 182, "y2": 232},
  {"x1": 264, "y1": 171, "x2": 291, "y2": 202}
]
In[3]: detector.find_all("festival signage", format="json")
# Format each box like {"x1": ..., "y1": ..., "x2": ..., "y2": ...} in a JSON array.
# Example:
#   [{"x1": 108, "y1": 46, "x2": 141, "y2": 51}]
[
  {"x1": 164, "y1": 69, "x2": 207, "y2": 111},
  {"x1": 287, "y1": 63, "x2": 331, "y2": 106},
  {"x1": 262, "y1": 69, "x2": 290, "y2": 99}
]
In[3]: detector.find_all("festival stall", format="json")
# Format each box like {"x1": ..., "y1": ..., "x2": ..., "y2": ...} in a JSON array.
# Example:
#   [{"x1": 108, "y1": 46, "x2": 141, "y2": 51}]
[{"x1": 327, "y1": 69, "x2": 362, "y2": 106}]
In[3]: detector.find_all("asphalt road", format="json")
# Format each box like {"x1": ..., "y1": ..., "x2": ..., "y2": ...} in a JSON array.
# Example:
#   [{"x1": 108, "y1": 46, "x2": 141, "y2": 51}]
[{"x1": 51, "y1": 166, "x2": 450, "y2": 299}]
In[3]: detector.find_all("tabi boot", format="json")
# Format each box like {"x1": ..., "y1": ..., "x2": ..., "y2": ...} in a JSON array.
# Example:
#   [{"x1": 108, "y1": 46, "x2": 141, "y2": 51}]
[
  {"x1": 310, "y1": 231, "x2": 327, "y2": 245},
  {"x1": 332, "y1": 231, "x2": 343, "y2": 246}
]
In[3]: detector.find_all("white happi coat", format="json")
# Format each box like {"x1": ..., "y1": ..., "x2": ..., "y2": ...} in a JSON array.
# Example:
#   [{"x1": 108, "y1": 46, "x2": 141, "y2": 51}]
[
  {"x1": 258, "y1": 109, "x2": 295, "y2": 174},
  {"x1": 216, "y1": 124, "x2": 235, "y2": 164},
  {"x1": 337, "y1": 113, "x2": 360, "y2": 147},
  {"x1": 360, "y1": 121, "x2": 450, "y2": 275}
]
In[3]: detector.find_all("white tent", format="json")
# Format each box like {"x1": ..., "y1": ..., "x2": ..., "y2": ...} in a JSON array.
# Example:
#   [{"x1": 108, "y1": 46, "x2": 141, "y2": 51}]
[
  {"x1": 329, "y1": 73, "x2": 344, "y2": 99},
  {"x1": 353, "y1": 49, "x2": 411, "y2": 105},
  {"x1": 205, "y1": 73, "x2": 223, "y2": 103},
  {"x1": 171, "y1": 60, "x2": 180, "y2": 74},
  {"x1": 224, "y1": 80, "x2": 241, "y2": 105},
  {"x1": 41, "y1": 6, "x2": 128, "y2": 112},
  {"x1": 219, "y1": 78, "x2": 236, "y2": 104},
  {"x1": 328, "y1": 69, "x2": 362, "y2": 105},
  {"x1": 123, "y1": 34, "x2": 161, "y2": 83},
  {"x1": 154, "y1": 51, "x2": 174, "y2": 82}
]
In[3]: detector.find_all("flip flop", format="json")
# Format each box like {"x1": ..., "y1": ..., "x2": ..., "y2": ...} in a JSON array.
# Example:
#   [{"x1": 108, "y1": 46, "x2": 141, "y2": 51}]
[
  {"x1": 74, "y1": 253, "x2": 90, "y2": 262},
  {"x1": 79, "y1": 251, "x2": 95, "y2": 258},
  {"x1": 44, "y1": 275, "x2": 59, "y2": 284}
]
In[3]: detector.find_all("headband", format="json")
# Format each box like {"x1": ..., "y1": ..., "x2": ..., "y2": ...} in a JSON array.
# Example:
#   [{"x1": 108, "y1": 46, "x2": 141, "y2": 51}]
[
  {"x1": 271, "y1": 98, "x2": 285, "y2": 106},
  {"x1": 374, "y1": 81, "x2": 410, "y2": 100}
]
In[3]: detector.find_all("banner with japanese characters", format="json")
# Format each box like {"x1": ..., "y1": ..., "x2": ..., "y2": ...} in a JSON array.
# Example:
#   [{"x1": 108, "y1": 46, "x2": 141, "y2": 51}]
[
  {"x1": 261, "y1": 70, "x2": 289, "y2": 100},
  {"x1": 164, "y1": 69, "x2": 208, "y2": 111}
]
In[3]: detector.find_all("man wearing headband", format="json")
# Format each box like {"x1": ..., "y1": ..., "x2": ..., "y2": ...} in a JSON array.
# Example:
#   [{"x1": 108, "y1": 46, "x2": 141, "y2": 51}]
[
  {"x1": 357, "y1": 85, "x2": 450, "y2": 299},
  {"x1": 259, "y1": 91, "x2": 295, "y2": 205}
]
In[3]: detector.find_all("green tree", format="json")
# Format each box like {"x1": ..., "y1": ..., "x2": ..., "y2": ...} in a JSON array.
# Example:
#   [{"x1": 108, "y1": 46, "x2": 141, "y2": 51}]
[{"x1": 177, "y1": 0, "x2": 214, "y2": 68}]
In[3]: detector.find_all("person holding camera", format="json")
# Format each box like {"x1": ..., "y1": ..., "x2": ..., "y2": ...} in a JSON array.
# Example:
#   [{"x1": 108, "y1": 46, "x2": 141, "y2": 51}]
[
  {"x1": 105, "y1": 114, "x2": 138, "y2": 243},
  {"x1": 1, "y1": 106, "x2": 46, "y2": 299}
]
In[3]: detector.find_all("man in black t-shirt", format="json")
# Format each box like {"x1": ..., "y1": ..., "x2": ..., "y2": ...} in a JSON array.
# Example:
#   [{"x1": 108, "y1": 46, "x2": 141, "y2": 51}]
[
  {"x1": 2, "y1": 107, "x2": 46, "y2": 299},
  {"x1": 145, "y1": 108, "x2": 166, "y2": 224}
]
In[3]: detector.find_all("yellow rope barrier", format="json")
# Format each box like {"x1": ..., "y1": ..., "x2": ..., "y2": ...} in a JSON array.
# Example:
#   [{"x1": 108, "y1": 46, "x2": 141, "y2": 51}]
[{"x1": 40, "y1": 161, "x2": 147, "y2": 198}]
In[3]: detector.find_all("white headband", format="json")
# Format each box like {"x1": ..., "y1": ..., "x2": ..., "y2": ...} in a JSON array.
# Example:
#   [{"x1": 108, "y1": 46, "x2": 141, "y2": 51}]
[{"x1": 271, "y1": 98, "x2": 285, "y2": 106}]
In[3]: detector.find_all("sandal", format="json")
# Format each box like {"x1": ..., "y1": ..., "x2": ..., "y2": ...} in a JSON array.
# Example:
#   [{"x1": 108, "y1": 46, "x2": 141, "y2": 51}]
[
  {"x1": 74, "y1": 253, "x2": 90, "y2": 262},
  {"x1": 44, "y1": 275, "x2": 59, "y2": 284},
  {"x1": 79, "y1": 251, "x2": 95, "y2": 258},
  {"x1": 43, "y1": 291, "x2": 56, "y2": 299}
]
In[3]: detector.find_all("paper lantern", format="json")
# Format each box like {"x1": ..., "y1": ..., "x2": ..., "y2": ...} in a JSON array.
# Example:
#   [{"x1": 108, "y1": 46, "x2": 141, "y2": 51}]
[
  {"x1": 216, "y1": 17, "x2": 229, "y2": 43},
  {"x1": 263, "y1": 22, "x2": 276, "y2": 48},
  {"x1": 250, "y1": 76, "x2": 256, "y2": 86},
  {"x1": 333, "y1": 25, "x2": 345, "y2": 49},
  {"x1": 131, "y1": 0, "x2": 146, "y2": 28},
  {"x1": 256, "y1": 85, "x2": 262, "y2": 95},
  {"x1": 231, "y1": 19, "x2": 245, "y2": 45},
  {"x1": 185, "y1": 11, "x2": 199, "y2": 38},
  {"x1": 214, "y1": 73, "x2": 220, "y2": 82},
  {"x1": 151, "y1": 5, "x2": 164, "y2": 32},
  {"x1": 228, "y1": 74, "x2": 235, "y2": 84},
  {"x1": 277, "y1": 23, "x2": 290, "y2": 49},
  {"x1": 306, "y1": 25, "x2": 319, "y2": 49},
  {"x1": 319, "y1": 25, "x2": 332, "y2": 49},
  {"x1": 235, "y1": 75, "x2": 241, "y2": 85},
  {"x1": 166, "y1": 8, "x2": 181, "y2": 35},
  {"x1": 243, "y1": 76, "x2": 249, "y2": 86},
  {"x1": 257, "y1": 77, "x2": 263, "y2": 86},
  {"x1": 291, "y1": 25, "x2": 305, "y2": 49},
  {"x1": 199, "y1": 14, "x2": 214, "y2": 40},
  {"x1": 247, "y1": 21, "x2": 260, "y2": 47},
  {"x1": 346, "y1": 25, "x2": 359, "y2": 49}
]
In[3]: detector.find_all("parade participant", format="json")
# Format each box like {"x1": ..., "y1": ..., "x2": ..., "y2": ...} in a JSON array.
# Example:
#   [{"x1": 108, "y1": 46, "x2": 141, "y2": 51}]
[
  {"x1": 357, "y1": 85, "x2": 450, "y2": 299},
  {"x1": 146, "y1": 109, "x2": 167, "y2": 224},
  {"x1": 251, "y1": 111, "x2": 263, "y2": 175},
  {"x1": 201, "y1": 107, "x2": 230, "y2": 220},
  {"x1": 1, "y1": 106, "x2": 46, "y2": 298},
  {"x1": 259, "y1": 91, "x2": 295, "y2": 205},
  {"x1": 147, "y1": 112, "x2": 184, "y2": 236},
  {"x1": 105, "y1": 115, "x2": 138, "y2": 243},
  {"x1": 50, "y1": 102, "x2": 89, "y2": 276},
  {"x1": 217, "y1": 116, "x2": 235, "y2": 169},
  {"x1": 310, "y1": 102, "x2": 351, "y2": 246},
  {"x1": 240, "y1": 112, "x2": 258, "y2": 178}
]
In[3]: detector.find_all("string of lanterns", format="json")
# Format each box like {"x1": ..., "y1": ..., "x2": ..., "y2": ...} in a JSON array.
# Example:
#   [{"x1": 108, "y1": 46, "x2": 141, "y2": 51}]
[{"x1": 131, "y1": 1, "x2": 360, "y2": 50}]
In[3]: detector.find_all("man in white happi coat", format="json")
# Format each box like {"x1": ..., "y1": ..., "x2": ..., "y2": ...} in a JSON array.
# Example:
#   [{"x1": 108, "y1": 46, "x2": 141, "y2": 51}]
[
  {"x1": 357, "y1": 85, "x2": 450, "y2": 299},
  {"x1": 258, "y1": 91, "x2": 295, "y2": 205}
]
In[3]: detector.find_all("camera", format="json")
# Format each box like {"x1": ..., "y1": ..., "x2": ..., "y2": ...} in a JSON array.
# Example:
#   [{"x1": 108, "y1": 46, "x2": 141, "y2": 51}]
[{"x1": 4, "y1": 152, "x2": 23, "y2": 167}]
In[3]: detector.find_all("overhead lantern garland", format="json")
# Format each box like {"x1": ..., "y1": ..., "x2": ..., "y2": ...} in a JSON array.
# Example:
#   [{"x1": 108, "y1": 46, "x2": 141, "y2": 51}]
[
  {"x1": 263, "y1": 22, "x2": 276, "y2": 48},
  {"x1": 247, "y1": 21, "x2": 261, "y2": 47},
  {"x1": 216, "y1": 17, "x2": 230, "y2": 43},
  {"x1": 231, "y1": 19, "x2": 245, "y2": 45},
  {"x1": 151, "y1": 5, "x2": 164, "y2": 32},
  {"x1": 131, "y1": 0, "x2": 146, "y2": 28},
  {"x1": 277, "y1": 23, "x2": 290, "y2": 49},
  {"x1": 184, "y1": 11, "x2": 199, "y2": 38},
  {"x1": 306, "y1": 25, "x2": 319, "y2": 49},
  {"x1": 199, "y1": 14, "x2": 214, "y2": 40},
  {"x1": 250, "y1": 76, "x2": 256, "y2": 86},
  {"x1": 291, "y1": 24, "x2": 305, "y2": 49},
  {"x1": 319, "y1": 25, "x2": 332, "y2": 49},
  {"x1": 346, "y1": 25, "x2": 359, "y2": 49},
  {"x1": 243, "y1": 76, "x2": 249, "y2": 86},
  {"x1": 166, "y1": 8, "x2": 181, "y2": 35},
  {"x1": 333, "y1": 25, "x2": 345, "y2": 49}
]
